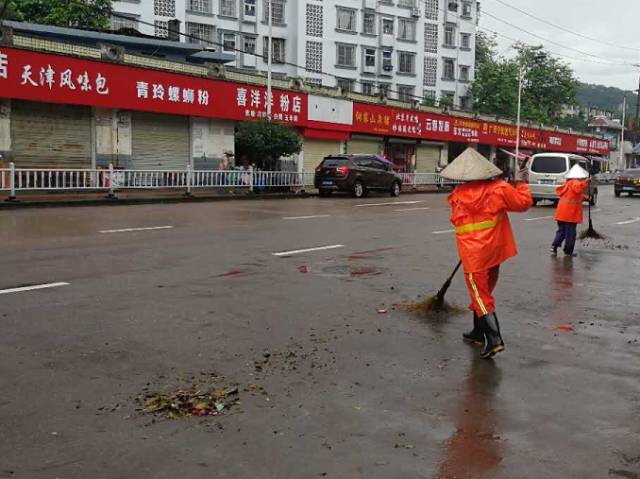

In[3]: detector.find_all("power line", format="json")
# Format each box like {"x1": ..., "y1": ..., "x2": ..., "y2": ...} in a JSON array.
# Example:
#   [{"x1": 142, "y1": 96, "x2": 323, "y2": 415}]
[{"x1": 485, "y1": 0, "x2": 640, "y2": 53}]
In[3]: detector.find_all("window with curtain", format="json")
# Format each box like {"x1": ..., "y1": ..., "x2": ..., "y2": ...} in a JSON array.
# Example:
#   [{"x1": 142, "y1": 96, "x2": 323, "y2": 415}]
[
  {"x1": 336, "y1": 8, "x2": 356, "y2": 31},
  {"x1": 398, "y1": 19, "x2": 416, "y2": 41}
]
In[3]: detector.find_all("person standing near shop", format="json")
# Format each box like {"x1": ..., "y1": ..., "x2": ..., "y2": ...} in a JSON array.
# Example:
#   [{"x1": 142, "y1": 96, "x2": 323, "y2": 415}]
[
  {"x1": 440, "y1": 148, "x2": 533, "y2": 359},
  {"x1": 550, "y1": 164, "x2": 590, "y2": 258}
]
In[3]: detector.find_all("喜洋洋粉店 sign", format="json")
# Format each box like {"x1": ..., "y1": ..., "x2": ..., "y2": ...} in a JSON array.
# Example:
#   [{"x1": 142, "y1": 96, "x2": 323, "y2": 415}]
[{"x1": 0, "y1": 46, "x2": 306, "y2": 124}]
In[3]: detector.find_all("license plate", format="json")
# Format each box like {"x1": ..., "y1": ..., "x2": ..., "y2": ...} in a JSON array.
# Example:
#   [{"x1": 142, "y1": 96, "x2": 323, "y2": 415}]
[
  {"x1": 539, "y1": 179, "x2": 555, "y2": 185},
  {"x1": 322, "y1": 180, "x2": 334, "y2": 186},
  {"x1": 623, "y1": 186, "x2": 635, "y2": 191}
]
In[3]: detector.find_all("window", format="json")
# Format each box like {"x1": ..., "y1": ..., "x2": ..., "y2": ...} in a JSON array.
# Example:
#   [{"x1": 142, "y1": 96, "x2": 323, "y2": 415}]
[
  {"x1": 221, "y1": 32, "x2": 236, "y2": 52},
  {"x1": 424, "y1": 23, "x2": 438, "y2": 53},
  {"x1": 424, "y1": 89, "x2": 436, "y2": 99},
  {"x1": 382, "y1": 18, "x2": 394, "y2": 35},
  {"x1": 441, "y1": 90, "x2": 455, "y2": 102},
  {"x1": 337, "y1": 78, "x2": 354, "y2": 92},
  {"x1": 398, "y1": 52, "x2": 415, "y2": 74},
  {"x1": 444, "y1": 23, "x2": 455, "y2": 47},
  {"x1": 187, "y1": 22, "x2": 214, "y2": 44},
  {"x1": 398, "y1": 19, "x2": 416, "y2": 41},
  {"x1": 462, "y1": 1, "x2": 472, "y2": 17},
  {"x1": 443, "y1": 58, "x2": 455, "y2": 80},
  {"x1": 306, "y1": 41, "x2": 323, "y2": 73},
  {"x1": 154, "y1": 0, "x2": 175, "y2": 16},
  {"x1": 220, "y1": 0, "x2": 236, "y2": 17},
  {"x1": 364, "y1": 48, "x2": 376, "y2": 68},
  {"x1": 244, "y1": 0, "x2": 256, "y2": 17},
  {"x1": 448, "y1": 1, "x2": 459, "y2": 12},
  {"x1": 460, "y1": 96, "x2": 470, "y2": 110},
  {"x1": 378, "y1": 83, "x2": 391, "y2": 98},
  {"x1": 423, "y1": 57, "x2": 437, "y2": 86},
  {"x1": 363, "y1": 12, "x2": 376, "y2": 35},
  {"x1": 306, "y1": 3, "x2": 323, "y2": 36},
  {"x1": 336, "y1": 44, "x2": 356, "y2": 67},
  {"x1": 189, "y1": 0, "x2": 210, "y2": 13},
  {"x1": 336, "y1": 8, "x2": 356, "y2": 32},
  {"x1": 263, "y1": 0, "x2": 285, "y2": 24},
  {"x1": 381, "y1": 49, "x2": 393, "y2": 72},
  {"x1": 243, "y1": 36, "x2": 256, "y2": 54},
  {"x1": 111, "y1": 14, "x2": 138, "y2": 31},
  {"x1": 398, "y1": 85, "x2": 415, "y2": 102},
  {"x1": 461, "y1": 33, "x2": 471, "y2": 49},
  {"x1": 154, "y1": 20, "x2": 168, "y2": 37},
  {"x1": 361, "y1": 82, "x2": 375, "y2": 95},
  {"x1": 460, "y1": 65, "x2": 470, "y2": 81},
  {"x1": 424, "y1": 0, "x2": 438, "y2": 20},
  {"x1": 398, "y1": 0, "x2": 416, "y2": 7},
  {"x1": 263, "y1": 37, "x2": 285, "y2": 63}
]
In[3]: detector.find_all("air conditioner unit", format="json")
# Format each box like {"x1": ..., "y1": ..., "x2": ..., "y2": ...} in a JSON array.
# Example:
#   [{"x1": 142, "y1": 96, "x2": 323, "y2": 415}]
[
  {"x1": 206, "y1": 63, "x2": 226, "y2": 78},
  {"x1": 0, "y1": 26, "x2": 13, "y2": 46},
  {"x1": 411, "y1": 7, "x2": 420, "y2": 17},
  {"x1": 289, "y1": 78, "x2": 305, "y2": 91},
  {"x1": 99, "y1": 43, "x2": 125, "y2": 63}
]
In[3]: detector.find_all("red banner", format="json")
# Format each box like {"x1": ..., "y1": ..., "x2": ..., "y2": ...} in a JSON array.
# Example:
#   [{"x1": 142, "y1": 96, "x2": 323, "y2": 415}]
[
  {"x1": 0, "y1": 47, "x2": 307, "y2": 125},
  {"x1": 352, "y1": 103, "x2": 609, "y2": 156}
]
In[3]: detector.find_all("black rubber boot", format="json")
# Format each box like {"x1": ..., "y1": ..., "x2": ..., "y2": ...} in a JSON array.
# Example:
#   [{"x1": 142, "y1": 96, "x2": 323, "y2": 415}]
[
  {"x1": 480, "y1": 313, "x2": 505, "y2": 359},
  {"x1": 463, "y1": 312, "x2": 484, "y2": 346}
]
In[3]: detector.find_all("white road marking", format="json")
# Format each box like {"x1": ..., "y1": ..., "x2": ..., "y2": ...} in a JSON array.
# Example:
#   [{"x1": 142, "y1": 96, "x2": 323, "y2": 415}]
[
  {"x1": 524, "y1": 215, "x2": 554, "y2": 222},
  {"x1": 591, "y1": 209, "x2": 601, "y2": 213},
  {"x1": 394, "y1": 207, "x2": 431, "y2": 212},
  {"x1": 355, "y1": 200, "x2": 424, "y2": 207},
  {"x1": 283, "y1": 215, "x2": 331, "y2": 220},
  {"x1": 273, "y1": 244, "x2": 344, "y2": 257},
  {"x1": 0, "y1": 282, "x2": 69, "y2": 295},
  {"x1": 617, "y1": 217, "x2": 640, "y2": 225},
  {"x1": 432, "y1": 229, "x2": 455, "y2": 235},
  {"x1": 99, "y1": 226, "x2": 174, "y2": 234}
]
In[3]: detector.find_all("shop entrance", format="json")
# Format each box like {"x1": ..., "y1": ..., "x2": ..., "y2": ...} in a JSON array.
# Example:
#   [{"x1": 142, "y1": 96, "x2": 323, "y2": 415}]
[
  {"x1": 384, "y1": 141, "x2": 415, "y2": 172},
  {"x1": 447, "y1": 141, "x2": 469, "y2": 163}
]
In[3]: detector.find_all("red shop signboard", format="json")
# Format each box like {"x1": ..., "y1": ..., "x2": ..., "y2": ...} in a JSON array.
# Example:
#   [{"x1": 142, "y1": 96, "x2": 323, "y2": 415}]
[
  {"x1": 352, "y1": 103, "x2": 609, "y2": 156},
  {"x1": 0, "y1": 46, "x2": 307, "y2": 125}
]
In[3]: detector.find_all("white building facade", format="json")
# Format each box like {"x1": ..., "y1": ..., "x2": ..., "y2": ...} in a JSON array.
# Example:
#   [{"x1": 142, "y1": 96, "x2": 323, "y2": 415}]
[{"x1": 112, "y1": 0, "x2": 477, "y2": 107}]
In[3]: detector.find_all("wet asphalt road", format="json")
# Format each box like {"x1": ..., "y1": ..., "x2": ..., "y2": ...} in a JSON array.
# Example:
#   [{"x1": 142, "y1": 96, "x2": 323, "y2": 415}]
[{"x1": 0, "y1": 186, "x2": 639, "y2": 479}]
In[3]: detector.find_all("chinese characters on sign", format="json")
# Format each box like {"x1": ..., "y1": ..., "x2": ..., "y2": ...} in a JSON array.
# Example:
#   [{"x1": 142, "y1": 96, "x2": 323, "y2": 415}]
[
  {"x1": 235, "y1": 87, "x2": 302, "y2": 123},
  {"x1": 20, "y1": 63, "x2": 110, "y2": 94},
  {"x1": 0, "y1": 51, "x2": 8, "y2": 79},
  {"x1": 136, "y1": 81, "x2": 209, "y2": 106}
]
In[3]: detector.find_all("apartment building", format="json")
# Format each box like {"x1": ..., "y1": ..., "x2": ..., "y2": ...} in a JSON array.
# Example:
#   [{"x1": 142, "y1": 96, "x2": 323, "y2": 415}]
[{"x1": 111, "y1": 0, "x2": 477, "y2": 107}]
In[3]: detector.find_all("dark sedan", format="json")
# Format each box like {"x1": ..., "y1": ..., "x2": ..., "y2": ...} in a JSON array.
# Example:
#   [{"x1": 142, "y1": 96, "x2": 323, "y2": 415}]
[
  {"x1": 614, "y1": 169, "x2": 640, "y2": 197},
  {"x1": 314, "y1": 155, "x2": 403, "y2": 198}
]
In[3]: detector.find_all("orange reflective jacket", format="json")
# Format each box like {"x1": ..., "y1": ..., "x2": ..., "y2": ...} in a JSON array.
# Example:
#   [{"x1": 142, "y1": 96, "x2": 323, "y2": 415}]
[
  {"x1": 448, "y1": 179, "x2": 533, "y2": 273},
  {"x1": 555, "y1": 180, "x2": 589, "y2": 224}
]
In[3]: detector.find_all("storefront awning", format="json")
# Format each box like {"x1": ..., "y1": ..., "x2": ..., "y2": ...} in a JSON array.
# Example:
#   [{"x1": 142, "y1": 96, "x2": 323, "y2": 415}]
[{"x1": 499, "y1": 148, "x2": 532, "y2": 160}]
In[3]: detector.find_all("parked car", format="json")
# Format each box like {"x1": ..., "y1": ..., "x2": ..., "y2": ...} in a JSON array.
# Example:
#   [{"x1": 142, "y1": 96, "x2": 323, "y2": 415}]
[
  {"x1": 526, "y1": 153, "x2": 598, "y2": 206},
  {"x1": 314, "y1": 155, "x2": 403, "y2": 198},
  {"x1": 614, "y1": 168, "x2": 640, "y2": 197}
]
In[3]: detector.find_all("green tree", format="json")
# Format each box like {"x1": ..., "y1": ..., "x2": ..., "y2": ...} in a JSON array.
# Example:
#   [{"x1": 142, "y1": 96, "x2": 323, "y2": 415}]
[
  {"x1": 2, "y1": 0, "x2": 113, "y2": 29},
  {"x1": 235, "y1": 120, "x2": 302, "y2": 170},
  {"x1": 475, "y1": 31, "x2": 498, "y2": 72},
  {"x1": 469, "y1": 44, "x2": 579, "y2": 124}
]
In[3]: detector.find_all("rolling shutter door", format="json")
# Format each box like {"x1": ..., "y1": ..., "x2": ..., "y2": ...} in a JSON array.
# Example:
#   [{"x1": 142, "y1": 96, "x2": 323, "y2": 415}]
[
  {"x1": 303, "y1": 139, "x2": 341, "y2": 172},
  {"x1": 415, "y1": 144, "x2": 441, "y2": 173},
  {"x1": 347, "y1": 138, "x2": 381, "y2": 155},
  {"x1": 131, "y1": 112, "x2": 190, "y2": 170},
  {"x1": 11, "y1": 100, "x2": 92, "y2": 169}
]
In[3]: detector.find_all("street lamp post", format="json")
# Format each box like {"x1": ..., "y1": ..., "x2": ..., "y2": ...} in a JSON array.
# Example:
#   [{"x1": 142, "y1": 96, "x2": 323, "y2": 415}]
[{"x1": 266, "y1": 0, "x2": 273, "y2": 120}]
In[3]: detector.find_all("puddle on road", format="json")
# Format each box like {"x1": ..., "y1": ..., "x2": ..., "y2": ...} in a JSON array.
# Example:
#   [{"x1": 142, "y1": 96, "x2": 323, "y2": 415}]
[{"x1": 300, "y1": 263, "x2": 386, "y2": 279}]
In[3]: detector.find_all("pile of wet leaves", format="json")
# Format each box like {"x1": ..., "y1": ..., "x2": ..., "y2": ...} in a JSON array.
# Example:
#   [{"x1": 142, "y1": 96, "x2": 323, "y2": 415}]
[
  {"x1": 581, "y1": 238, "x2": 630, "y2": 251},
  {"x1": 136, "y1": 379, "x2": 240, "y2": 419}
]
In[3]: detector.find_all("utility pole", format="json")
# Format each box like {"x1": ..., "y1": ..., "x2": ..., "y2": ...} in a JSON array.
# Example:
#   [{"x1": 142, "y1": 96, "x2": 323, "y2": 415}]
[
  {"x1": 266, "y1": 0, "x2": 273, "y2": 120},
  {"x1": 635, "y1": 73, "x2": 640, "y2": 142},
  {"x1": 620, "y1": 96, "x2": 627, "y2": 170}
]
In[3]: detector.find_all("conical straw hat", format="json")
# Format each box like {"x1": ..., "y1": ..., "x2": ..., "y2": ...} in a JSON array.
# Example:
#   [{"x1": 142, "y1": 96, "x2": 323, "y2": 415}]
[
  {"x1": 439, "y1": 147, "x2": 503, "y2": 181},
  {"x1": 566, "y1": 163, "x2": 588, "y2": 180}
]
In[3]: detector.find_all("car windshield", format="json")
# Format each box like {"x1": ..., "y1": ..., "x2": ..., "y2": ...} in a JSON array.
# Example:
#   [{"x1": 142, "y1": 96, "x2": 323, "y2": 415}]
[
  {"x1": 531, "y1": 156, "x2": 567, "y2": 174},
  {"x1": 622, "y1": 169, "x2": 640, "y2": 178},
  {"x1": 321, "y1": 158, "x2": 350, "y2": 168}
]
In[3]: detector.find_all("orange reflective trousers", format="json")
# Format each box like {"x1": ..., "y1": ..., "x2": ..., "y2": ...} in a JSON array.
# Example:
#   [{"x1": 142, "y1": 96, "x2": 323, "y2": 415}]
[{"x1": 464, "y1": 266, "x2": 500, "y2": 317}]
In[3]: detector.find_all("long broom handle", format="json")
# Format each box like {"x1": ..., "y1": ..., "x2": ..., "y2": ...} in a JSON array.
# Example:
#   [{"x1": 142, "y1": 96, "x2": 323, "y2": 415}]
[{"x1": 448, "y1": 260, "x2": 463, "y2": 283}]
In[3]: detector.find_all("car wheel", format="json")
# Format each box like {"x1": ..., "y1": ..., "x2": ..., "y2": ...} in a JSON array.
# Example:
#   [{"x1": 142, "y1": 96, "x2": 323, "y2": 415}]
[
  {"x1": 319, "y1": 189, "x2": 332, "y2": 197},
  {"x1": 532, "y1": 198, "x2": 539, "y2": 206},
  {"x1": 390, "y1": 181, "x2": 401, "y2": 197},
  {"x1": 352, "y1": 181, "x2": 365, "y2": 198},
  {"x1": 589, "y1": 190, "x2": 598, "y2": 206},
  {"x1": 614, "y1": 189, "x2": 621, "y2": 197}
]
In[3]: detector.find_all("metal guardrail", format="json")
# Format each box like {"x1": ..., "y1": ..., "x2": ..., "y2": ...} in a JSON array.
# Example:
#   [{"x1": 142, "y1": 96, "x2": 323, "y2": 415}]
[{"x1": 0, "y1": 163, "x2": 449, "y2": 200}]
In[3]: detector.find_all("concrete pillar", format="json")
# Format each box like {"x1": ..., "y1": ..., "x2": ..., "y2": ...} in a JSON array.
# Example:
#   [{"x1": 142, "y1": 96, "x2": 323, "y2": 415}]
[
  {"x1": 0, "y1": 100, "x2": 11, "y2": 163},
  {"x1": 489, "y1": 145, "x2": 497, "y2": 163},
  {"x1": 94, "y1": 108, "x2": 131, "y2": 168},
  {"x1": 440, "y1": 142, "x2": 449, "y2": 166}
]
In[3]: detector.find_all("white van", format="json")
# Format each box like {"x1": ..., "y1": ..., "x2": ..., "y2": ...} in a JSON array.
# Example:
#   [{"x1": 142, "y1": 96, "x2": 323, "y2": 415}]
[{"x1": 526, "y1": 153, "x2": 598, "y2": 206}]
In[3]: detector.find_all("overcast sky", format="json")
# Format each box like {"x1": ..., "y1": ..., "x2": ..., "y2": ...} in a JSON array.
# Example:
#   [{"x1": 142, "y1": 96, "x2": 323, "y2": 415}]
[{"x1": 478, "y1": 0, "x2": 640, "y2": 90}]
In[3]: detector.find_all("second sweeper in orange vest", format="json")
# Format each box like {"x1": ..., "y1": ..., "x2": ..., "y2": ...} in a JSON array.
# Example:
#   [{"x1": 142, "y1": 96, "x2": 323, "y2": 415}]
[
  {"x1": 440, "y1": 148, "x2": 533, "y2": 358},
  {"x1": 550, "y1": 164, "x2": 590, "y2": 257}
]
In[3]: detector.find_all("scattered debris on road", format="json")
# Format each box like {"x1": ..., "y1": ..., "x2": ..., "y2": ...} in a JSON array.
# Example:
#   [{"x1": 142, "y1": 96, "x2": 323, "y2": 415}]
[{"x1": 399, "y1": 297, "x2": 464, "y2": 318}]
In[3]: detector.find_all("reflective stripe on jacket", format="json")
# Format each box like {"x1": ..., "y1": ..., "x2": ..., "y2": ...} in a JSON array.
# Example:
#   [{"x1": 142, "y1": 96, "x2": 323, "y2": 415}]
[
  {"x1": 555, "y1": 180, "x2": 589, "y2": 224},
  {"x1": 448, "y1": 179, "x2": 533, "y2": 273}
]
